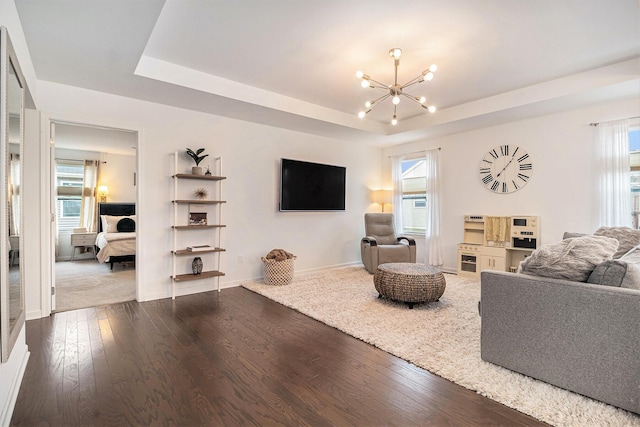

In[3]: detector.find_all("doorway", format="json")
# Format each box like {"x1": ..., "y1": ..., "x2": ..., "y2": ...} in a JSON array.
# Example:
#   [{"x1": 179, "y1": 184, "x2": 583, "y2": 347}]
[{"x1": 49, "y1": 121, "x2": 138, "y2": 312}]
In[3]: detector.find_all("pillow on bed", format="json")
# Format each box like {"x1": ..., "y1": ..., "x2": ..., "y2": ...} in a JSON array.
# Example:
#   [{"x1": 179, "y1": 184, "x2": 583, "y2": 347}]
[
  {"x1": 101, "y1": 215, "x2": 136, "y2": 233},
  {"x1": 116, "y1": 217, "x2": 136, "y2": 232}
]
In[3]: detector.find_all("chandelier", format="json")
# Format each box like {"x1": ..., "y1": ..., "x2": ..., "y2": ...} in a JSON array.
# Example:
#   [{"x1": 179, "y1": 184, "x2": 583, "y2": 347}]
[{"x1": 357, "y1": 48, "x2": 437, "y2": 125}]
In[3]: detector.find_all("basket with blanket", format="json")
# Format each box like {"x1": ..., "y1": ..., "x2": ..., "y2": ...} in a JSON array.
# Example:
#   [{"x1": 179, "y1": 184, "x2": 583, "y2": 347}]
[{"x1": 260, "y1": 249, "x2": 296, "y2": 286}]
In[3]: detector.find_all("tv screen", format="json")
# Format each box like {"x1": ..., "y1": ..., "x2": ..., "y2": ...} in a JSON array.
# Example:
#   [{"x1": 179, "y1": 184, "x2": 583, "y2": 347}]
[{"x1": 280, "y1": 158, "x2": 346, "y2": 211}]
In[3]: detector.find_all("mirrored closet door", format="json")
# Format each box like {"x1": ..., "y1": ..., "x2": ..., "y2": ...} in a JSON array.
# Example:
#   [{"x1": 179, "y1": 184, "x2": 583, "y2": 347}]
[{"x1": 1, "y1": 26, "x2": 26, "y2": 362}]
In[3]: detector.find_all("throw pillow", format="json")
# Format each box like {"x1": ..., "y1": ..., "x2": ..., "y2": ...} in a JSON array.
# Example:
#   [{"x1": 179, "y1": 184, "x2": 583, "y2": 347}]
[
  {"x1": 587, "y1": 260, "x2": 640, "y2": 288},
  {"x1": 594, "y1": 226, "x2": 640, "y2": 259},
  {"x1": 101, "y1": 215, "x2": 136, "y2": 233},
  {"x1": 518, "y1": 235, "x2": 619, "y2": 281},
  {"x1": 116, "y1": 217, "x2": 136, "y2": 232}
]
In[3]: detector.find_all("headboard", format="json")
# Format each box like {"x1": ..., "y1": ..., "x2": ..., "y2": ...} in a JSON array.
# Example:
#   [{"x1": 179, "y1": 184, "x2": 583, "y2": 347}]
[{"x1": 98, "y1": 202, "x2": 136, "y2": 233}]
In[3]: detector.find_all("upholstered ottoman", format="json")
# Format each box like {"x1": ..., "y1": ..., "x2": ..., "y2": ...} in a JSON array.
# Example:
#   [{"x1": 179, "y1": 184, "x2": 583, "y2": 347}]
[{"x1": 374, "y1": 262, "x2": 446, "y2": 308}]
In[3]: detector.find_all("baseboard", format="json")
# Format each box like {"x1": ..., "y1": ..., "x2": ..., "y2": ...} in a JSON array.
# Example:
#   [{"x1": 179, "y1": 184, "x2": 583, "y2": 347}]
[
  {"x1": 139, "y1": 262, "x2": 364, "y2": 301},
  {"x1": 0, "y1": 347, "x2": 29, "y2": 427},
  {"x1": 26, "y1": 309, "x2": 43, "y2": 321}
]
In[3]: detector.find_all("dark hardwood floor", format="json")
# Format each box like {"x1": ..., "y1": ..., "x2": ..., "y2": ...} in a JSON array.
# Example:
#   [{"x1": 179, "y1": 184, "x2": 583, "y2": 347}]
[{"x1": 11, "y1": 287, "x2": 547, "y2": 426}]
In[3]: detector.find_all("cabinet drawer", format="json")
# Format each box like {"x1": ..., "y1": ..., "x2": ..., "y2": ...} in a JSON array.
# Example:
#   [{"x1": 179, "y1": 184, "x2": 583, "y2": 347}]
[{"x1": 71, "y1": 234, "x2": 96, "y2": 246}]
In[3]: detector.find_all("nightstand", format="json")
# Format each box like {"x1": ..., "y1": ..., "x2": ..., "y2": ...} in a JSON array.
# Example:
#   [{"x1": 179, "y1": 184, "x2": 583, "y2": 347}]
[{"x1": 70, "y1": 232, "x2": 97, "y2": 261}]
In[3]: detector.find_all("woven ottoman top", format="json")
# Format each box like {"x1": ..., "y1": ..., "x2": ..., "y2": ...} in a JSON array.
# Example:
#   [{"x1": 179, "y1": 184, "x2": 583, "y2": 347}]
[{"x1": 376, "y1": 262, "x2": 441, "y2": 276}]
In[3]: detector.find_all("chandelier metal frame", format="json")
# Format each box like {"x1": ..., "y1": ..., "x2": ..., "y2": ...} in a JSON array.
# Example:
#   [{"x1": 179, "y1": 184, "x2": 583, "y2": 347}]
[{"x1": 357, "y1": 48, "x2": 437, "y2": 125}]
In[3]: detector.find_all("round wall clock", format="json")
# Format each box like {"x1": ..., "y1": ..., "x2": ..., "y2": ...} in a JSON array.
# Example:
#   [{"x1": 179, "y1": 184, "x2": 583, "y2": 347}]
[{"x1": 479, "y1": 144, "x2": 533, "y2": 193}]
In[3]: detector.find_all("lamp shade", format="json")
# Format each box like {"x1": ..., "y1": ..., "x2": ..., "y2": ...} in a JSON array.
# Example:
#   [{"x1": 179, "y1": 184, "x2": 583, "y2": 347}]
[
  {"x1": 97, "y1": 185, "x2": 109, "y2": 195},
  {"x1": 373, "y1": 189, "x2": 392, "y2": 204}
]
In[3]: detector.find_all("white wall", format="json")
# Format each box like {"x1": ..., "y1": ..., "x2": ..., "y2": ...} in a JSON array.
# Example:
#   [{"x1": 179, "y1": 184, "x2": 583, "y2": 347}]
[
  {"x1": 383, "y1": 97, "x2": 640, "y2": 272},
  {"x1": 101, "y1": 152, "x2": 136, "y2": 202},
  {"x1": 36, "y1": 81, "x2": 382, "y2": 303}
]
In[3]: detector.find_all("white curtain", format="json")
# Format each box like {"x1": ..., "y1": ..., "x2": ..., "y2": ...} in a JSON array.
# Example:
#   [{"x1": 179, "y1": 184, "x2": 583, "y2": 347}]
[
  {"x1": 597, "y1": 119, "x2": 630, "y2": 227},
  {"x1": 391, "y1": 154, "x2": 405, "y2": 233},
  {"x1": 424, "y1": 149, "x2": 443, "y2": 266},
  {"x1": 9, "y1": 153, "x2": 20, "y2": 236},
  {"x1": 79, "y1": 160, "x2": 101, "y2": 232}
]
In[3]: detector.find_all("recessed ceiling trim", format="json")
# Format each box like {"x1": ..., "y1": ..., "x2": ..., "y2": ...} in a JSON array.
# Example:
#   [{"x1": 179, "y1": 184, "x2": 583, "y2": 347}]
[{"x1": 134, "y1": 55, "x2": 388, "y2": 135}]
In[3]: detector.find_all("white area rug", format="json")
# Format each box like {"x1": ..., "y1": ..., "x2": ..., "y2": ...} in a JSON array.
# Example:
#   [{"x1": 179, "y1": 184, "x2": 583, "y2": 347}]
[{"x1": 242, "y1": 265, "x2": 640, "y2": 427}]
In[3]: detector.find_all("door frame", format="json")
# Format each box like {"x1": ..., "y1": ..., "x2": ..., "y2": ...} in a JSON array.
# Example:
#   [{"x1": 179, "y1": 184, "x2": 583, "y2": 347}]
[{"x1": 40, "y1": 116, "x2": 141, "y2": 316}]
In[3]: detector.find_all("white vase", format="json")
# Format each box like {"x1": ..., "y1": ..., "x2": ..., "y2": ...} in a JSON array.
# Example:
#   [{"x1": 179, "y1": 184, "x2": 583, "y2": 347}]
[{"x1": 192, "y1": 166, "x2": 203, "y2": 175}]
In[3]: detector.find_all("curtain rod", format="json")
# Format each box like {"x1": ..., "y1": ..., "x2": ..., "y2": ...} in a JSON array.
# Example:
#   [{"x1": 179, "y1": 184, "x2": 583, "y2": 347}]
[
  {"x1": 589, "y1": 115, "x2": 640, "y2": 126},
  {"x1": 55, "y1": 157, "x2": 107, "y2": 163},
  {"x1": 387, "y1": 147, "x2": 441, "y2": 158}
]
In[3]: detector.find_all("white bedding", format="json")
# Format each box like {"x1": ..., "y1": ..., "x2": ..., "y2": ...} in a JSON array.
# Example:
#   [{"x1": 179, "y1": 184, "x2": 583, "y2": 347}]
[{"x1": 96, "y1": 231, "x2": 136, "y2": 263}]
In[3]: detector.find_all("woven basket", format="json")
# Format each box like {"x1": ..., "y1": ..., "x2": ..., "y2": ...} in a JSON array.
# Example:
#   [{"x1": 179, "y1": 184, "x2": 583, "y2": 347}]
[{"x1": 260, "y1": 256, "x2": 296, "y2": 286}]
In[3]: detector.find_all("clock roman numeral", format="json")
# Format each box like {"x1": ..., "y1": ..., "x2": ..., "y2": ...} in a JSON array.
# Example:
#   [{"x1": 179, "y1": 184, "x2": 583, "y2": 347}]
[
  {"x1": 491, "y1": 180, "x2": 499, "y2": 191},
  {"x1": 480, "y1": 167, "x2": 491, "y2": 174},
  {"x1": 519, "y1": 163, "x2": 532, "y2": 170},
  {"x1": 512, "y1": 180, "x2": 519, "y2": 190},
  {"x1": 500, "y1": 145, "x2": 509, "y2": 156},
  {"x1": 518, "y1": 173, "x2": 530, "y2": 182},
  {"x1": 518, "y1": 153, "x2": 529, "y2": 163},
  {"x1": 502, "y1": 182, "x2": 508, "y2": 193},
  {"x1": 489, "y1": 149, "x2": 499, "y2": 160},
  {"x1": 511, "y1": 146, "x2": 520, "y2": 158},
  {"x1": 482, "y1": 174, "x2": 494, "y2": 185}
]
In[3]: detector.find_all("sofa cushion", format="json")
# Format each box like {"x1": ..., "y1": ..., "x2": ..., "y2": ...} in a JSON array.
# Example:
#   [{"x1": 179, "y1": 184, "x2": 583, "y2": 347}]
[
  {"x1": 587, "y1": 260, "x2": 640, "y2": 288},
  {"x1": 518, "y1": 235, "x2": 619, "y2": 281},
  {"x1": 594, "y1": 226, "x2": 640, "y2": 259}
]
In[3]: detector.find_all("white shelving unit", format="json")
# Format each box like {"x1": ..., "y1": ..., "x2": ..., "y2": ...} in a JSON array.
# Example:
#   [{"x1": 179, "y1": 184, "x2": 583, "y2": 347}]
[{"x1": 171, "y1": 152, "x2": 226, "y2": 299}]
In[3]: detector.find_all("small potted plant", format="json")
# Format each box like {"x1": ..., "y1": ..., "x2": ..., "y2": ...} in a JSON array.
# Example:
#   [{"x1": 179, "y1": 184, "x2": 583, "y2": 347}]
[{"x1": 186, "y1": 148, "x2": 209, "y2": 175}]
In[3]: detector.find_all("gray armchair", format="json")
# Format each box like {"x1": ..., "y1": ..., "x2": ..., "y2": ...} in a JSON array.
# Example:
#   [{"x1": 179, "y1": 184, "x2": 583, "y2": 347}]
[{"x1": 361, "y1": 213, "x2": 416, "y2": 274}]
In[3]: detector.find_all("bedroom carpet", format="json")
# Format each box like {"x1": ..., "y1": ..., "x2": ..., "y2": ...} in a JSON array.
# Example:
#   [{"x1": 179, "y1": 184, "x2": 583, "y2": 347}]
[
  {"x1": 242, "y1": 265, "x2": 640, "y2": 427},
  {"x1": 55, "y1": 259, "x2": 136, "y2": 312}
]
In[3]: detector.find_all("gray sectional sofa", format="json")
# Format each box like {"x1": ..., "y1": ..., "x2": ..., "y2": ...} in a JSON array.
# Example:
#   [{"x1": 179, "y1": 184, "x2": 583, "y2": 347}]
[{"x1": 480, "y1": 228, "x2": 640, "y2": 415}]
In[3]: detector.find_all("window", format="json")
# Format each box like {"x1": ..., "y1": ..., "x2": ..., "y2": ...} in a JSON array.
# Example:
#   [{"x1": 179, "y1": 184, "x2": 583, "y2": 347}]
[
  {"x1": 56, "y1": 161, "x2": 84, "y2": 233},
  {"x1": 401, "y1": 159, "x2": 427, "y2": 233}
]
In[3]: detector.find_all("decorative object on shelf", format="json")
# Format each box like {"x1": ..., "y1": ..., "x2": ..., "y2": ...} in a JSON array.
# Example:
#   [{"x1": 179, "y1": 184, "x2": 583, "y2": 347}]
[
  {"x1": 186, "y1": 148, "x2": 209, "y2": 175},
  {"x1": 192, "y1": 257, "x2": 203, "y2": 275},
  {"x1": 189, "y1": 211, "x2": 208, "y2": 225},
  {"x1": 261, "y1": 248, "x2": 296, "y2": 286},
  {"x1": 204, "y1": 165, "x2": 212, "y2": 176},
  {"x1": 194, "y1": 187, "x2": 208, "y2": 199},
  {"x1": 356, "y1": 48, "x2": 437, "y2": 126},
  {"x1": 97, "y1": 185, "x2": 109, "y2": 202},
  {"x1": 479, "y1": 144, "x2": 533, "y2": 194},
  {"x1": 187, "y1": 244, "x2": 212, "y2": 252}
]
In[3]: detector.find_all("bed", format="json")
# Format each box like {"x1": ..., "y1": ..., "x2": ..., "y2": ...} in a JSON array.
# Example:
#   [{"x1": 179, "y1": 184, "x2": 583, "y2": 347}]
[{"x1": 95, "y1": 202, "x2": 136, "y2": 270}]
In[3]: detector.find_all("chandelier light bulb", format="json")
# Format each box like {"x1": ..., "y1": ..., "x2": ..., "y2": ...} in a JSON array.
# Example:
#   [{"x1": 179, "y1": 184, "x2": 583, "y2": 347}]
[
  {"x1": 423, "y1": 72, "x2": 434, "y2": 81},
  {"x1": 391, "y1": 115, "x2": 398, "y2": 126},
  {"x1": 389, "y1": 48, "x2": 402, "y2": 59},
  {"x1": 428, "y1": 105, "x2": 436, "y2": 113},
  {"x1": 365, "y1": 101, "x2": 372, "y2": 108},
  {"x1": 392, "y1": 95, "x2": 400, "y2": 105},
  {"x1": 429, "y1": 64, "x2": 438, "y2": 72},
  {"x1": 358, "y1": 111, "x2": 366, "y2": 119},
  {"x1": 356, "y1": 70, "x2": 364, "y2": 79},
  {"x1": 361, "y1": 79, "x2": 370, "y2": 88},
  {"x1": 419, "y1": 96, "x2": 426, "y2": 104}
]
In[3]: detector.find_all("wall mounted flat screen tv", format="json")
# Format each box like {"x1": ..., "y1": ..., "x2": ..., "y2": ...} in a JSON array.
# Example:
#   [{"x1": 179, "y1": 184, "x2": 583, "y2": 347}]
[{"x1": 280, "y1": 158, "x2": 346, "y2": 211}]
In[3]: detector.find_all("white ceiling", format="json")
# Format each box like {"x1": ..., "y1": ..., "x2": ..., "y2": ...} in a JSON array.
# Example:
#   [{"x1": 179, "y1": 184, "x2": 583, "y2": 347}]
[{"x1": 14, "y1": 0, "x2": 640, "y2": 146}]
